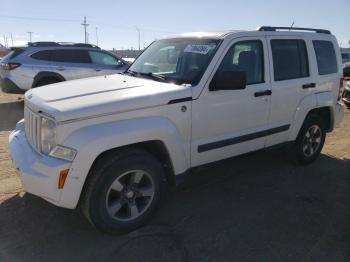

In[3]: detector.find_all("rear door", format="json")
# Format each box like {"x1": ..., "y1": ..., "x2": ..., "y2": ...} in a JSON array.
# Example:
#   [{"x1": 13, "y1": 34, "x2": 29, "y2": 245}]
[
  {"x1": 50, "y1": 49, "x2": 96, "y2": 80},
  {"x1": 265, "y1": 37, "x2": 313, "y2": 147},
  {"x1": 88, "y1": 50, "x2": 127, "y2": 76}
]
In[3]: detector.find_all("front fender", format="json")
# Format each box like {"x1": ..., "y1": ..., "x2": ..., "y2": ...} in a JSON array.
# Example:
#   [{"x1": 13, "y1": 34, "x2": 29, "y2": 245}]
[{"x1": 59, "y1": 116, "x2": 189, "y2": 208}]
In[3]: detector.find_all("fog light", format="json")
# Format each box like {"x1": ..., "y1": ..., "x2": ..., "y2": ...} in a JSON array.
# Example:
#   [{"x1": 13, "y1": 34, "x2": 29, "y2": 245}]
[
  {"x1": 50, "y1": 145, "x2": 77, "y2": 162},
  {"x1": 58, "y1": 169, "x2": 69, "y2": 189}
]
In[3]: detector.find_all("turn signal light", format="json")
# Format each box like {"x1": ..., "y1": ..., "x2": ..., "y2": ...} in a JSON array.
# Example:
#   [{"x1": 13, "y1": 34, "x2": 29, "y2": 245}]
[{"x1": 58, "y1": 169, "x2": 70, "y2": 189}]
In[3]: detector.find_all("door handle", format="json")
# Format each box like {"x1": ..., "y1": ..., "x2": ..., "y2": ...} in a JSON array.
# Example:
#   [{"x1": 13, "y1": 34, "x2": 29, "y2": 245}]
[
  {"x1": 95, "y1": 69, "x2": 102, "y2": 72},
  {"x1": 254, "y1": 90, "x2": 272, "y2": 97},
  {"x1": 56, "y1": 66, "x2": 65, "y2": 71},
  {"x1": 302, "y1": 83, "x2": 316, "y2": 89}
]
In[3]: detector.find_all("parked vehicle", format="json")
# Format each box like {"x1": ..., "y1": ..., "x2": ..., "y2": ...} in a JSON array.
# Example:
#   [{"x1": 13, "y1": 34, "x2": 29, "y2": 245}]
[
  {"x1": 342, "y1": 83, "x2": 350, "y2": 108},
  {"x1": 0, "y1": 42, "x2": 129, "y2": 93},
  {"x1": 342, "y1": 51, "x2": 350, "y2": 64},
  {"x1": 0, "y1": 43, "x2": 10, "y2": 57},
  {"x1": 122, "y1": 57, "x2": 136, "y2": 64},
  {"x1": 9, "y1": 26, "x2": 344, "y2": 234},
  {"x1": 343, "y1": 62, "x2": 350, "y2": 78},
  {"x1": 342, "y1": 68, "x2": 350, "y2": 107}
]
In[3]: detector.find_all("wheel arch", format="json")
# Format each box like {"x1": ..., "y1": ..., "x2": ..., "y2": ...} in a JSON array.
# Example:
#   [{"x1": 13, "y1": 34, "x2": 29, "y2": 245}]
[
  {"x1": 288, "y1": 93, "x2": 334, "y2": 141},
  {"x1": 58, "y1": 117, "x2": 190, "y2": 209},
  {"x1": 32, "y1": 71, "x2": 66, "y2": 88}
]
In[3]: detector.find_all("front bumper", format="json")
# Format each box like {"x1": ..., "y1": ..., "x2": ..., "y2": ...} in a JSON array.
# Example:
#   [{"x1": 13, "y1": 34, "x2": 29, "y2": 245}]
[
  {"x1": 8, "y1": 121, "x2": 72, "y2": 207},
  {"x1": 0, "y1": 77, "x2": 25, "y2": 94}
]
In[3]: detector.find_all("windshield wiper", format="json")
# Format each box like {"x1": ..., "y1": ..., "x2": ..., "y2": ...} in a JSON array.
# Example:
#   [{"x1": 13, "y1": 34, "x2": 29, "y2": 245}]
[
  {"x1": 124, "y1": 69, "x2": 137, "y2": 76},
  {"x1": 138, "y1": 72, "x2": 167, "y2": 82}
]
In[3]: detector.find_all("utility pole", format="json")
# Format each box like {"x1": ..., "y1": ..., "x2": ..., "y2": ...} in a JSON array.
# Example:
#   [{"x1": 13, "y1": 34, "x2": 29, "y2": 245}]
[
  {"x1": 3, "y1": 35, "x2": 7, "y2": 48},
  {"x1": 10, "y1": 33, "x2": 13, "y2": 47},
  {"x1": 135, "y1": 27, "x2": 140, "y2": 50},
  {"x1": 142, "y1": 30, "x2": 145, "y2": 49},
  {"x1": 81, "y1": 16, "x2": 89, "y2": 44},
  {"x1": 95, "y1": 27, "x2": 99, "y2": 46},
  {"x1": 28, "y1": 31, "x2": 33, "y2": 43}
]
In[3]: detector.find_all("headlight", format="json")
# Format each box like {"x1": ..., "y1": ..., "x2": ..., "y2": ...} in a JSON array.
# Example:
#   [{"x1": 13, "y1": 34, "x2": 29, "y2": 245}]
[{"x1": 40, "y1": 117, "x2": 57, "y2": 154}]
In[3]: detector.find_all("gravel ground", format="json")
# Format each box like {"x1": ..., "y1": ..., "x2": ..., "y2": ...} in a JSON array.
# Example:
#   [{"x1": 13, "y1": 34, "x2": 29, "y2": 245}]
[{"x1": 0, "y1": 89, "x2": 349, "y2": 262}]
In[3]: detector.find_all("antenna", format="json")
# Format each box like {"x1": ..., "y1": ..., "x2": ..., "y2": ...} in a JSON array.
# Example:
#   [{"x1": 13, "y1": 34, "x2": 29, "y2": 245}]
[{"x1": 289, "y1": 21, "x2": 295, "y2": 31}]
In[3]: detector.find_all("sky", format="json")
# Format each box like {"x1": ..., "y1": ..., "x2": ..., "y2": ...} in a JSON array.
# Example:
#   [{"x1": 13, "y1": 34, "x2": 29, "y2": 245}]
[{"x1": 0, "y1": 0, "x2": 349, "y2": 50}]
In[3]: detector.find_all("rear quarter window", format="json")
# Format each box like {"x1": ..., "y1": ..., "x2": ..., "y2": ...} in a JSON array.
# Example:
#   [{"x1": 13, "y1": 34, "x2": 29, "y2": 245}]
[{"x1": 313, "y1": 40, "x2": 338, "y2": 75}]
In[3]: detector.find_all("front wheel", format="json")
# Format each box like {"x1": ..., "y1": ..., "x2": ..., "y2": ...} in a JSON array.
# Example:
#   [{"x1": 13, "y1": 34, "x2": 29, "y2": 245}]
[
  {"x1": 81, "y1": 149, "x2": 163, "y2": 234},
  {"x1": 293, "y1": 114, "x2": 326, "y2": 165}
]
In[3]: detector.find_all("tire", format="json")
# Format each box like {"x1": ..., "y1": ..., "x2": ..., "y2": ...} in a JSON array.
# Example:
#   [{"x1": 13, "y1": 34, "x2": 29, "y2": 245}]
[
  {"x1": 81, "y1": 149, "x2": 163, "y2": 234},
  {"x1": 35, "y1": 78, "x2": 62, "y2": 87},
  {"x1": 292, "y1": 114, "x2": 326, "y2": 165}
]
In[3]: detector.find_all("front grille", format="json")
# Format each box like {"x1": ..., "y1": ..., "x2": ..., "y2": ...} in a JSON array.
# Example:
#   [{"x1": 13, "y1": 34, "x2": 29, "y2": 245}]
[{"x1": 24, "y1": 107, "x2": 41, "y2": 152}]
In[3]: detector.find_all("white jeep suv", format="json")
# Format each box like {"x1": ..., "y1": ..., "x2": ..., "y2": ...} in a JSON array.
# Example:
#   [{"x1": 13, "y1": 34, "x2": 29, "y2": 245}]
[{"x1": 9, "y1": 26, "x2": 344, "y2": 234}]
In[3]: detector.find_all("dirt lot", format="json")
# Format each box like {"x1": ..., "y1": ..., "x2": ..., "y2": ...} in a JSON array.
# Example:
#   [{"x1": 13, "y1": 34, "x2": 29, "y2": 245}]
[{"x1": 0, "y1": 90, "x2": 349, "y2": 262}]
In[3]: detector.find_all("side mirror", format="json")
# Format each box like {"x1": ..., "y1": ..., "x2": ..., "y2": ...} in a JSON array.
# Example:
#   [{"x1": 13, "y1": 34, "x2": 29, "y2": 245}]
[
  {"x1": 210, "y1": 71, "x2": 246, "y2": 91},
  {"x1": 344, "y1": 65, "x2": 350, "y2": 78}
]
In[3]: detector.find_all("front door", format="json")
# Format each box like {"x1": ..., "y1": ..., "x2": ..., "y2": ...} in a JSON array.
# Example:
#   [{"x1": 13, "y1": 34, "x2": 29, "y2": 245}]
[{"x1": 191, "y1": 37, "x2": 272, "y2": 167}]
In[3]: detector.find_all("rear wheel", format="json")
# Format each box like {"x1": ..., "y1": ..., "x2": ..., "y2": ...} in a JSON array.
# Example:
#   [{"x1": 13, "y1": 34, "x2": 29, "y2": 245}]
[
  {"x1": 292, "y1": 114, "x2": 326, "y2": 165},
  {"x1": 81, "y1": 149, "x2": 163, "y2": 234}
]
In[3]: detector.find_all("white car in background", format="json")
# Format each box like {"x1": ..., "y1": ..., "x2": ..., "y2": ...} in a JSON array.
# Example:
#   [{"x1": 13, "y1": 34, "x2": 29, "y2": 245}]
[{"x1": 122, "y1": 57, "x2": 136, "y2": 64}]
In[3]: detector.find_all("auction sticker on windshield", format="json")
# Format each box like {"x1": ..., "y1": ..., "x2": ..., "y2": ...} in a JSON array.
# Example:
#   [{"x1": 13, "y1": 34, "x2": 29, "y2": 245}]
[{"x1": 184, "y1": 45, "x2": 211, "y2": 55}]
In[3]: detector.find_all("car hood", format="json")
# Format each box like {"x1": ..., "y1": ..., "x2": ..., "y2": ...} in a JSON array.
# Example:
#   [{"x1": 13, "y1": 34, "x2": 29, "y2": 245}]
[{"x1": 25, "y1": 74, "x2": 192, "y2": 122}]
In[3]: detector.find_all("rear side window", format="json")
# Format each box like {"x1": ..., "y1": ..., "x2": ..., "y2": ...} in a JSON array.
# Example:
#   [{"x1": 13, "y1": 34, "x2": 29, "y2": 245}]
[
  {"x1": 313, "y1": 40, "x2": 337, "y2": 75},
  {"x1": 31, "y1": 50, "x2": 52, "y2": 61},
  {"x1": 271, "y1": 39, "x2": 309, "y2": 81},
  {"x1": 51, "y1": 49, "x2": 91, "y2": 63}
]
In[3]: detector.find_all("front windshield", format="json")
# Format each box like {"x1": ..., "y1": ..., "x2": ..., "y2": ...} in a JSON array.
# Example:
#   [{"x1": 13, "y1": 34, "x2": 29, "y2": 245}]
[{"x1": 128, "y1": 38, "x2": 221, "y2": 86}]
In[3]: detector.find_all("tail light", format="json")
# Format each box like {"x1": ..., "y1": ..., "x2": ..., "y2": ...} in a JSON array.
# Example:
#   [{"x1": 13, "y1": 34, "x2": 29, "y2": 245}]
[
  {"x1": 1, "y1": 62, "x2": 21, "y2": 70},
  {"x1": 338, "y1": 78, "x2": 344, "y2": 101}
]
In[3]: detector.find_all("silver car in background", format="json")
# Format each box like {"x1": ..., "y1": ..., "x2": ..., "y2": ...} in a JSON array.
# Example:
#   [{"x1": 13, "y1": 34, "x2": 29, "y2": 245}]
[{"x1": 0, "y1": 42, "x2": 129, "y2": 93}]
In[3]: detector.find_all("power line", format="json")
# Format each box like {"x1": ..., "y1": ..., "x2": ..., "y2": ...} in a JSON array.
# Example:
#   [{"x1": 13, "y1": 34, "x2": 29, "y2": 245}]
[
  {"x1": 0, "y1": 14, "x2": 80, "y2": 23},
  {"x1": 0, "y1": 14, "x2": 176, "y2": 34}
]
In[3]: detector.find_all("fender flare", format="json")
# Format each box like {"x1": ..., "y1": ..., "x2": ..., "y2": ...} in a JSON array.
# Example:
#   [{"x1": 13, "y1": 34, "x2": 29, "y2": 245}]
[
  {"x1": 288, "y1": 92, "x2": 334, "y2": 141},
  {"x1": 59, "y1": 116, "x2": 190, "y2": 208},
  {"x1": 32, "y1": 71, "x2": 66, "y2": 88}
]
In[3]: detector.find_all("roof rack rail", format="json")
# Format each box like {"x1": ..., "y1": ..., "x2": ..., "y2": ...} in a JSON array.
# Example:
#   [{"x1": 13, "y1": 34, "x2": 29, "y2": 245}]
[
  {"x1": 257, "y1": 26, "x2": 331, "y2": 34},
  {"x1": 27, "y1": 41, "x2": 100, "y2": 48},
  {"x1": 28, "y1": 42, "x2": 61, "y2": 47}
]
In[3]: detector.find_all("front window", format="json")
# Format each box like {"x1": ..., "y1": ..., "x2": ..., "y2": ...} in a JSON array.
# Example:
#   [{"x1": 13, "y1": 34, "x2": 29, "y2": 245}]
[
  {"x1": 88, "y1": 51, "x2": 123, "y2": 66},
  {"x1": 128, "y1": 38, "x2": 221, "y2": 85}
]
